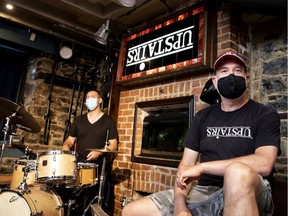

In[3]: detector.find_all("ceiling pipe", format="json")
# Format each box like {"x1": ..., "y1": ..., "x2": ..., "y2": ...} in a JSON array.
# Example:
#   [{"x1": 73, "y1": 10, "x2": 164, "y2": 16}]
[
  {"x1": 5, "y1": 0, "x2": 95, "y2": 35},
  {"x1": 0, "y1": 12, "x2": 104, "y2": 52},
  {"x1": 58, "y1": 0, "x2": 127, "y2": 19}
]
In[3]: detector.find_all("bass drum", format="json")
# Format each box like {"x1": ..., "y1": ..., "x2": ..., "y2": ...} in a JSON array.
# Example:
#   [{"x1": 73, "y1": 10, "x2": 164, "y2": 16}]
[{"x1": 0, "y1": 185, "x2": 63, "y2": 216}]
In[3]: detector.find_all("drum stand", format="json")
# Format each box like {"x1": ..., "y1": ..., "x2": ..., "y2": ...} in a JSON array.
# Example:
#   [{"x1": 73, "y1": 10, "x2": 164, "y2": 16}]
[
  {"x1": 17, "y1": 165, "x2": 31, "y2": 193},
  {"x1": 0, "y1": 113, "x2": 15, "y2": 170},
  {"x1": 82, "y1": 130, "x2": 111, "y2": 216},
  {"x1": 67, "y1": 199, "x2": 76, "y2": 216},
  {"x1": 82, "y1": 155, "x2": 108, "y2": 216}
]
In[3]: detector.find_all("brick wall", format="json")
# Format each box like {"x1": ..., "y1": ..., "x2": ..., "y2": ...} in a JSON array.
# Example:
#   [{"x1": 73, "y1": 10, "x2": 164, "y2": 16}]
[
  {"x1": 112, "y1": 10, "x2": 287, "y2": 216},
  {"x1": 112, "y1": 75, "x2": 211, "y2": 214}
]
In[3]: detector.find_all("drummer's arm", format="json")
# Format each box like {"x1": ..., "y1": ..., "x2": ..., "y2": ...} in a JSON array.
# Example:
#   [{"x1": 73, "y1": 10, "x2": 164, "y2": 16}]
[
  {"x1": 107, "y1": 139, "x2": 117, "y2": 151},
  {"x1": 62, "y1": 136, "x2": 76, "y2": 150}
]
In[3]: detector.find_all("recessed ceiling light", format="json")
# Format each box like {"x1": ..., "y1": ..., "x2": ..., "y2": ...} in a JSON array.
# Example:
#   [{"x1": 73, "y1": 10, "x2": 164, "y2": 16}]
[
  {"x1": 6, "y1": 4, "x2": 14, "y2": 10},
  {"x1": 119, "y1": 0, "x2": 136, "y2": 7}
]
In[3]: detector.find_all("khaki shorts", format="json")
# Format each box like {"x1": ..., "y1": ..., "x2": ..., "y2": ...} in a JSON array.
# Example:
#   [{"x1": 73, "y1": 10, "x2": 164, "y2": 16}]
[{"x1": 148, "y1": 176, "x2": 273, "y2": 216}]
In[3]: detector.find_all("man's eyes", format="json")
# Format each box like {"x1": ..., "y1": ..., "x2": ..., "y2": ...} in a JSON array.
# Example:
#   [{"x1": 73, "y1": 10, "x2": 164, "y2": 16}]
[{"x1": 220, "y1": 69, "x2": 242, "y2": 73}]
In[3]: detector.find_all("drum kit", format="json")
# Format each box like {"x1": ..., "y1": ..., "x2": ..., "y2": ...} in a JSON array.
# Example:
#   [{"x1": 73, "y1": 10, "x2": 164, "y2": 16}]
[{"x1": 0, "y1": 97, "x2": 121, "y2": 216}]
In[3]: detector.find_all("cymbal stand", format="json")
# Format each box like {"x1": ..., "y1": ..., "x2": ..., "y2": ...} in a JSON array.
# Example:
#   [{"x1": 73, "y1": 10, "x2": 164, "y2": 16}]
[
  {"x1": 82, "y1": 129, "x2": 110, "y2": 216},
  {"x1": 67, "y1": 199, "x2": 76, "y2": 216},
  {"x1": 0, "y1": 112, "x2": 16, "y2": 170},
  {"x1": 98, "y1": 129, "x2": 109, "y2": 207},
  {"x1": 23, "y1": 146, "x2": 30, "y2": 159},
  {"x1": 82, "y1": 155, "x2": 108, "y2": 216}
]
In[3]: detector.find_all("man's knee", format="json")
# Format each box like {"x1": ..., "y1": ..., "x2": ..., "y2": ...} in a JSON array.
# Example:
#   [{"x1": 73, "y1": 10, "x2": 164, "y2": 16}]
[
  {"x1": 225, "y1": 162, "x2": 257, "y2": 181},
  {"x1": 122, "y1": 202, "x2": 132, "y2": 216},
  {"x1": 224, "y1": 162, "x2": 260, "y2": 194},
  {"x1": 122, "y1": 197, "x2": 161, "y2": 216},
  {"x1": 122, "y1": 201, "x2": 140, "y2": 216}
]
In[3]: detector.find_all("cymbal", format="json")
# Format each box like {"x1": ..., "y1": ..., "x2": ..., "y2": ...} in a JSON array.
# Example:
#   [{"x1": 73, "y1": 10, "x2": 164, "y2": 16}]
[
  {"x1": 87, "y1": 147, "x2": 122, "y2": 154},
  {"x1": 0, "y1": 97, "x2": 40, "y2": 133}
]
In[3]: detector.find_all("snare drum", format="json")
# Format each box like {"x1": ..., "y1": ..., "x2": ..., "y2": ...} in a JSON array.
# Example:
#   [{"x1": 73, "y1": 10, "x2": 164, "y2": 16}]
[
  {"x1": 66, "y1": 162, "x2": 98, "y2": 188},
  {"x1": 36, "y1": 150, "x2": 77, "y2": 184},
  {"x1": 10, "y1": 159, "x2": 36, "y2": 190},
  {"x1": 0, "y1": 185, "x2": 63, "y2": 215}
]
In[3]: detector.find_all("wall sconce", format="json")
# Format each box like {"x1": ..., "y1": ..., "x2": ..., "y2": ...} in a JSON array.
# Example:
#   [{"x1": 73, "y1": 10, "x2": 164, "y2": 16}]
[
  {"x1": 119, "y1": 0, "x2": 136, "y2": 7},
  {"x1": 94, "y1": 20, "x2": 110, "y2": 45}
]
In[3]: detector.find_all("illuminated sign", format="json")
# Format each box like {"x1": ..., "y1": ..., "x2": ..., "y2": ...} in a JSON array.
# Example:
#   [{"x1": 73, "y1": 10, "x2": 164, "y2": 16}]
[
  {"x1": 126, "y1": 26, "x2": 195, "y2": 68},
  {"x1": 117, "y1": 5, "x2": 210, "y2": 84}
]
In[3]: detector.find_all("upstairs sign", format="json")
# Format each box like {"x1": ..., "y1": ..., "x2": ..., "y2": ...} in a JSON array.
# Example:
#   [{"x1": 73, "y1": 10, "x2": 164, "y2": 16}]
[
  {"x1": 126, "y1": 25, "x2": 195, "y2": 68},
  {"x1": 116, "y1": 5, "x2": 215, "y2": 85}
]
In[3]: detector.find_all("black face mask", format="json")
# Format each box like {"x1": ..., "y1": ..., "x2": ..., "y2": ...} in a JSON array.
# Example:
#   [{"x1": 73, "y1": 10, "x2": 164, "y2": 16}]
[{"x1": 217, "y1": 74, "x2": 246, "y2": 99}]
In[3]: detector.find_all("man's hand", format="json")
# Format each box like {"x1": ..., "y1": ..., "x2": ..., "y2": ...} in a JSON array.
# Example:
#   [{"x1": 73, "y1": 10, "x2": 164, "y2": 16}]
[
  {"x1": 177, "y1": 164, "x2": 202, "y2": 190},
  {"x1": 86, "y1": 151, "x2": 101, "y2": 161}
]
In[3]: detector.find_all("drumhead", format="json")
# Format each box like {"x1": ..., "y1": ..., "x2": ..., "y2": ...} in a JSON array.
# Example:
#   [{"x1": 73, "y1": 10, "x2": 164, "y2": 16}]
[
  {"x1": 77, "y1": 162, "x2": 97, "y2": 169},
  {"x1": 37, "y1": 150, "x2": 75, "y2": 156},
  {"x1": 13, "y1": 159, "x2": 36, "y2": 170},
  {"x1": 0, "y1": 190, "x2": 32, "y2": 215}
]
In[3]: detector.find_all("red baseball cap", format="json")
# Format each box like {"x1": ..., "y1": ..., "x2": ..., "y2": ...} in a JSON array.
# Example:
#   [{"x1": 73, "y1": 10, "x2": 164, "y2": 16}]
[{"x1": 214, "y1": 52, "x2": 247, "y2": 71}]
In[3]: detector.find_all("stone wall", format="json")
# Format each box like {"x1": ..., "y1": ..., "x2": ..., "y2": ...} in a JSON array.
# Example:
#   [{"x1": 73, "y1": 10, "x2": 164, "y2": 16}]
[
  {"x1": 0, "y1": 54, "x2": 112, "y2": 173},
  {"x1": 249, "y1": 18, "x2": 287, "y2": 180}
]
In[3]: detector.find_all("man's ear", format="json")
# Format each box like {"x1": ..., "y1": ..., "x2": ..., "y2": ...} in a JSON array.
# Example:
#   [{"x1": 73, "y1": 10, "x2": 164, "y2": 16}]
[
  {"x1": 245, "y1": 74, "x2": 250, "y2": 81},
  {"x1": 212, "y1": 75, "x2": 217, "y2": 88}
]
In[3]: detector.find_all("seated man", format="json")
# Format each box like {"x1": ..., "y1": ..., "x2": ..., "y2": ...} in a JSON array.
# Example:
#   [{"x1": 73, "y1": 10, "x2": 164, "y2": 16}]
[{"x1": 122, "y1": 52, "x2": 280, "y2": 216}]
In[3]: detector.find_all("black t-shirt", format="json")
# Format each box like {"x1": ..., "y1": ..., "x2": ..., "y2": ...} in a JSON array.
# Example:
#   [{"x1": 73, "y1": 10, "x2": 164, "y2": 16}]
[
  {"x1": 69, "y1": 113, "x2": 118, "y2": 162},
  {"x1": 183, "y1": 99, "x2": 280, "y2": 187}
]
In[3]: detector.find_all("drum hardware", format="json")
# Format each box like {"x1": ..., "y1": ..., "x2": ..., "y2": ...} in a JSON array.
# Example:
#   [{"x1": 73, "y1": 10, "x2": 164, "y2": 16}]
[
  {"x1": 83, "y1": 129, "x2": 115, "y2": 216},
  {"x1": 10, "y1": 159, "x2": 36, "y2": 191},
  {"x1": 0, "y1": 113, "x2": 14, "y2": 171},
  {"x1": 9, "y1": 134, "x2": 24, "y2": 146},
  {"x1": 0, "y1": 134, "x2": 23, "y2": 146},
  {"x1": 0, "y1": 97, "x2": 41, "y2": 133},
  {"x1": 66, "y1": 199, "x2": 77, "y2": 216},
  {"x1": 0, "y1": 97, "x2": 40, "y2": 171},
  {"x1": 21, "y1": 146, "x2": 34, "y2": 160},
  {"x1": 83, "y1": 156, "x2": 108, "y2": 216},
  {"x1": 87, "y1": 147, "x2": 122, "y2": 154},
  {"x1": 17, "y1": 165, "x2": 32, "y2": 193}
]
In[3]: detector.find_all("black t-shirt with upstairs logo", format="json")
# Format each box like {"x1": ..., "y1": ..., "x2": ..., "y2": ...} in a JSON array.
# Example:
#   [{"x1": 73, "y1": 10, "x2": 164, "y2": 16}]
[{"x1": 183, "y1": 99, "x2": 280, "y2": 187}]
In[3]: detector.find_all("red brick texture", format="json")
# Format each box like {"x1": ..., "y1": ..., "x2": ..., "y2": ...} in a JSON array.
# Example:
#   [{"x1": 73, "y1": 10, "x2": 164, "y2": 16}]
[{"x1": 112, "y1": 10, "x2": 249, "y2": 215}]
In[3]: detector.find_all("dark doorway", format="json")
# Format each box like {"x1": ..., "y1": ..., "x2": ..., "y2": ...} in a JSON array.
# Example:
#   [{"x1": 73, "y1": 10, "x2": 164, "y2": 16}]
[{"x1": 0, "y1": 44, "x2": 28, "y2": 139}]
